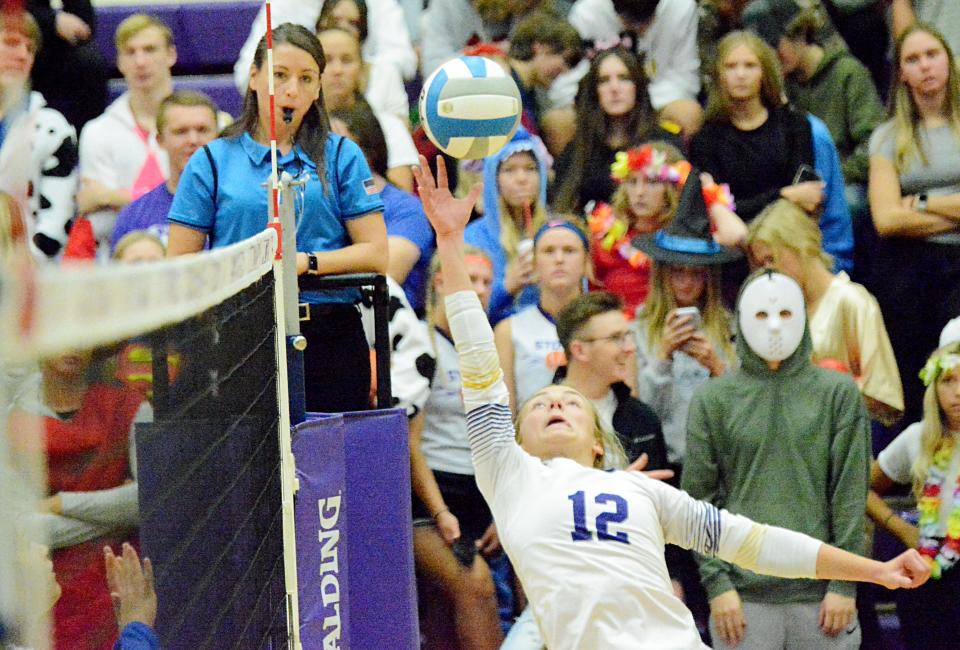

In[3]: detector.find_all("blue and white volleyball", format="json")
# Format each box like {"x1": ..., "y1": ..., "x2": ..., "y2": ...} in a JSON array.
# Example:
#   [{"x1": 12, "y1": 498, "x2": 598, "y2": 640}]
[{"x1": 419, "y1": 56, "x2": 523, "y2": 160}]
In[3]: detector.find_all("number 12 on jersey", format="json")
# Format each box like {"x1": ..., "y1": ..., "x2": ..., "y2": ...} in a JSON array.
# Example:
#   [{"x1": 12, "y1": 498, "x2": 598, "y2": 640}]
[{"x1": 568, "y1": 491, "x2": 630, "y2": 544}]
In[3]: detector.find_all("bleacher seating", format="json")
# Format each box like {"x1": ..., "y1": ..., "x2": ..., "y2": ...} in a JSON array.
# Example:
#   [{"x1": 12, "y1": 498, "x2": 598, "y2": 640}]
[{"x1": 94, "y1": 1, "x2": 261, "y2": 116}]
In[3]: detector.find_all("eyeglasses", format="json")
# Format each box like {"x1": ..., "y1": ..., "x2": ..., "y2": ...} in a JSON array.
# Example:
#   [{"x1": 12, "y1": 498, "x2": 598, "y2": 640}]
[{"x1": 579, "y1": 331, "x2": 633, "y2": 347}]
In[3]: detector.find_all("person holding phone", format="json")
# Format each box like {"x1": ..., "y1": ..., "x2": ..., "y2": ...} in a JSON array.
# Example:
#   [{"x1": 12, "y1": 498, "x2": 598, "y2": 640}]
[
  {"x1": 632, "y1": 173, "x2": 740, "y2": 475},
  {"x1": 689, "y1": 30, "x2": 853, "y2": 274}
]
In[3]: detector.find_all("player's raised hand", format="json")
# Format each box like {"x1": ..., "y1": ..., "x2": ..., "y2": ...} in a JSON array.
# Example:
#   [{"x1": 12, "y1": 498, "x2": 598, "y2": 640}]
[
  {"x1": 413, "y1": 155, "x2": 482, "y2": 239},
  {"x1": 875, "y1": 549, "x2": 930, "y2": 590}
]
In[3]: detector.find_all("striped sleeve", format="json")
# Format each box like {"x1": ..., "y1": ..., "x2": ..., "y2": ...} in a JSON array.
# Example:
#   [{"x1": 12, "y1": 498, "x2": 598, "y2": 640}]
[
  {"x1": 652, "y1": 477, "x2": 821, "y2": 579},
  {"x1": 445, "y1": 291, "x2": 525, "y2": 495}
]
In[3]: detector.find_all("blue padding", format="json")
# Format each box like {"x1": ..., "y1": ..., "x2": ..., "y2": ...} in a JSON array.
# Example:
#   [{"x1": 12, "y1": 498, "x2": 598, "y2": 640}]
[{"x1": 94, "y1": 2, "x2": 261, "y2": 73}]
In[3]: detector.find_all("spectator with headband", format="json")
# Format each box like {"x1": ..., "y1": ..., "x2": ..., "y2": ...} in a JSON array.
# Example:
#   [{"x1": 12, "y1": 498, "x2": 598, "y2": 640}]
[
  {"x1": 588, "y1": 142, "x2": 743, "y2": 316},
  {"x1": 684, "y1": 269, "x2": 872, "y2": 649},
  {"x1": 76, "y1": 14, "x2": 176, "y2": 257},
  {"x1": 168, "y1": 23, "x2": 386, "y2": 414},
  {"x1": 494, "y1": 218, "x2": 589, "y2": 412},
  {"x1": 109, "y1": 91, "x2": 218, "y2": 254},
  {"x1": 0, "y1": 9, "x2": 78, "y2": 263},
  {"x1": 867, "y1": 341, "x2": 960, "y2": 647},
  {"x1": 465, "y1": 127, "x2": 551, "y2": 325},
  {"x1": 868, "y1": 23, "x2": 960, "y2": 424}
]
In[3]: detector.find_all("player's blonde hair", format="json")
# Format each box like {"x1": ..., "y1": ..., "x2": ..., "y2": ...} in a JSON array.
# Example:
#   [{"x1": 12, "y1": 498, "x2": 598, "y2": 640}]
[{"x1": 515, "y1": 387, "x2": 628, "y2": 470}]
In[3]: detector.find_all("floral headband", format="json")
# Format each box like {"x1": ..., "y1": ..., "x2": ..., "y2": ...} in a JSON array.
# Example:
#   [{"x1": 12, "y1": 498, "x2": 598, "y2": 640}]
[
  {"x1": 919, "y1": 352, "x2": 960, "y2": 386},
  {"x1": 610, "y1": 146, "x2": 692, "y2": 185}
]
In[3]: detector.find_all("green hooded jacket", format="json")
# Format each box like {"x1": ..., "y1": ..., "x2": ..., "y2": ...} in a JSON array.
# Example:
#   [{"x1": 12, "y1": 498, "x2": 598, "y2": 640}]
[
  {"x1": 786, "y1": 47, "x2": 884, "y2": 185},
  {"x1": 682, "y1": 282, "x2": 871, "y2": 603}
]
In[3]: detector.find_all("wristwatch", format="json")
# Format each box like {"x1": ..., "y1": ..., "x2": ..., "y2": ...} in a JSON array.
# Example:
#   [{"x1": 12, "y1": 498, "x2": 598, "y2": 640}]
[
  {"x1": 916, "y1": 193, "x2": 929, "y2": 212},
  {"x1": 307, "y1": 253, "x2": 319, "y2": 274}
]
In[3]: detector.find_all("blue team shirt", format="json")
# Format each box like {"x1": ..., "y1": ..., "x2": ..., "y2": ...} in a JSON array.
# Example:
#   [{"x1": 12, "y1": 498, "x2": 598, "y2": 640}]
[
  {"x1": 169, "y1": 132, "x2": 384, "y2": 303},
  {"x1": 381, "y1": 183, "x2": 434, "y2": 314},
  {"x1": 110, "y1": 183, "x2": 174, "y2": 253}
]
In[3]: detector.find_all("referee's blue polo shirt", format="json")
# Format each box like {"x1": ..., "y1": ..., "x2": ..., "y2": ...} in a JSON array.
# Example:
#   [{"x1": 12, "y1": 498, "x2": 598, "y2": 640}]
[{"x1": 169, "y1": 131, "x2": 384, "y2": 304}]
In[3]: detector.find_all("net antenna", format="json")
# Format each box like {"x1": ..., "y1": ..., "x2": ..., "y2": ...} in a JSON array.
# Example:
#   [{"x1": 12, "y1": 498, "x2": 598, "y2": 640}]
[{"x1": 263, "y1": 2, "x2": 306, "y2": 646}]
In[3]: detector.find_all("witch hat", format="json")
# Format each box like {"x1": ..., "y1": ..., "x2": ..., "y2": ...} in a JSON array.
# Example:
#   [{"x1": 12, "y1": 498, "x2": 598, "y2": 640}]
[{"x1": 632, "y1": 170, "x2": 742, "y2": 266}]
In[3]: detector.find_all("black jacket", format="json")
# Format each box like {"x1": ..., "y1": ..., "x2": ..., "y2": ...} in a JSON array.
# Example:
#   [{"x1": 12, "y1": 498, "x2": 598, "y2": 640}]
[{"x1": 610, "y1": 381, "x2": 668, "y2": 471}]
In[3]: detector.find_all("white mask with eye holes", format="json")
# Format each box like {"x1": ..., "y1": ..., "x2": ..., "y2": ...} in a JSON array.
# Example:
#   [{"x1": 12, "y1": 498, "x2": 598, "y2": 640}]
[{"x1": 737, "y1": 271, "x2": 806, "y2": 363}]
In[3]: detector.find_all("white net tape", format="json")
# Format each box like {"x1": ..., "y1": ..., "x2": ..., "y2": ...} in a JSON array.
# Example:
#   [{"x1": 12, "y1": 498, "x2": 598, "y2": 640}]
[{"x1": 0, "y1": 229, "x2": 277, "y2": 363}]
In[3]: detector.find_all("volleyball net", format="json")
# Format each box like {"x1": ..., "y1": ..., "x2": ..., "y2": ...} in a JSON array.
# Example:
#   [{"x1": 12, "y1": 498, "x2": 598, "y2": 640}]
[{"x1": 0, "y1": 230, "x2": 301, "y2": 649}]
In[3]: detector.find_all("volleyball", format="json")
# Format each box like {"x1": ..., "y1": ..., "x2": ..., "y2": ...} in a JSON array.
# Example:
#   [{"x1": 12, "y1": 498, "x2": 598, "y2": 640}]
[{"x1": 419, "y1": 56, "x2": 523, "y2": 160}]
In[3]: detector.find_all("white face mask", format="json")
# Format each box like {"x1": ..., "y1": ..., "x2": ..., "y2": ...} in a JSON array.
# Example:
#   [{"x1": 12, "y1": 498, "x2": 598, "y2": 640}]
[{"x1": 738, "y1": 272, "x2": 806, "y2": 363}]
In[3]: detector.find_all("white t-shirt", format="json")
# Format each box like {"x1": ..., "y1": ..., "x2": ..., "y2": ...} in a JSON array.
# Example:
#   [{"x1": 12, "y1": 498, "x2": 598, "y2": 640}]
[
  {"x1": 365, "y1": 60, "x2": 409, "y2": 125},
  {"x1": 420, "y1": 329, "x2": 474, "y2": 475},
  {"x1": 878, "y1": 422, "x2": 960, "y2": 537},
  {"x1": 594, "y1": 389, "x2": 617, "y2": 435},
  {"x1": 378, "y1": 110, "x2": 419, "y2": 170},
  {"x1": 510, "y1": 305, "x2": 563, "y2": 407}
]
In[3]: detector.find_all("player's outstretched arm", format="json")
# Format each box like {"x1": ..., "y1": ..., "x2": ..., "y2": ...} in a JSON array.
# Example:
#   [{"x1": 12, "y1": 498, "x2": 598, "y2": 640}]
[
  {"x1": 815, "y1": 544, "x2": 929, "y2": 590},
  {"x1": 414, "y1": 156, "x2": 520, "y2": 494},
  {"x1": 659, "y1": 483, "x2": 930, "y2": 591}
]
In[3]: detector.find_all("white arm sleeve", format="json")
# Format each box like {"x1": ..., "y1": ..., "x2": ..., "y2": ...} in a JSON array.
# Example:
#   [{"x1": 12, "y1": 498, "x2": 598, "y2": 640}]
[
  {"x1": 445, "y1": 291, "x2": 531, "y2": 499},
  {"x1": 654, "y1": 477, "x2": 822, "y2": 579}
]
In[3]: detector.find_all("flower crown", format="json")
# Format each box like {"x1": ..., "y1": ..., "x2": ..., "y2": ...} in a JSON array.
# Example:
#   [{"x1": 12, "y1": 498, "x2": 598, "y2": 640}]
[
  {"x1": 610, "y1": 146, "x2": 692, "y2": 185},
  {"x1": 919, "y1": 352, "x2": 960, "y2": 386}
]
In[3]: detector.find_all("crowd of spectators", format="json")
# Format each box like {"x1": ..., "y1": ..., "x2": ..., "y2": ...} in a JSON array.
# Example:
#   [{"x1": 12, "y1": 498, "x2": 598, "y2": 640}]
[{"x1": 1, "y1": 0, "x2": 960, "y2": 647}]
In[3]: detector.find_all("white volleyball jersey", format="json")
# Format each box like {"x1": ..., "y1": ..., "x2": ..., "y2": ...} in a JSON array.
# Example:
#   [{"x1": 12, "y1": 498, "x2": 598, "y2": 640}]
[
  {"x1": 511, "y1": 305, "x2": 565, "y2": 407},
  {"x1": 420, "y1": 329, "x2": 474, "y2": 475},
  {"x1": 445, "y1": 291, "x2": 822, "y2": 650}
]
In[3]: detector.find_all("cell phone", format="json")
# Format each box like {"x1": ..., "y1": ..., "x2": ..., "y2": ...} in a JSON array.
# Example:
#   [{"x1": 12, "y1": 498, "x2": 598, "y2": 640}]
[
  {"x1": 451, "y1": 539, "x2": 478, "y2": 567},
  {"x1": 674, "y1": 306, "x2": 702, "y2": 330},
  {"x1": 793, "y1": 164, "x2": 821, "y2": 185}
]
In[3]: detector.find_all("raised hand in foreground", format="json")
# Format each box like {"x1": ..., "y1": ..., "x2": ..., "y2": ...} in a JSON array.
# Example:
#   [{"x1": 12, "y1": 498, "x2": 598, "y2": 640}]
[
  {"x1": 412, "y1": 155, "x2": 483, "y2": 239},
  {"x1": 104, "y1": 543, "x2": 157, "y2": 630}
]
